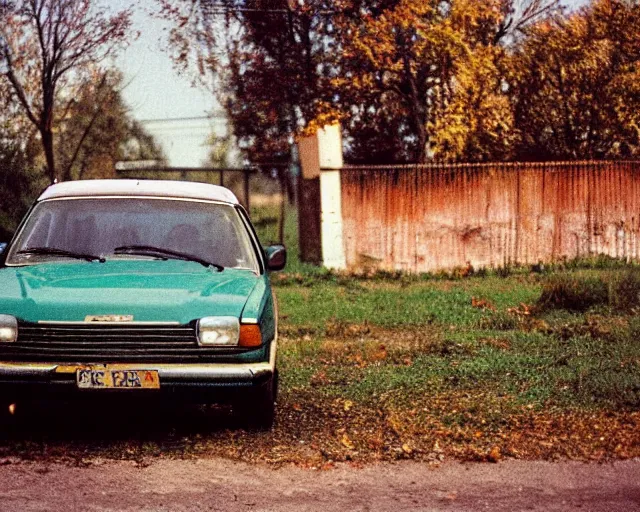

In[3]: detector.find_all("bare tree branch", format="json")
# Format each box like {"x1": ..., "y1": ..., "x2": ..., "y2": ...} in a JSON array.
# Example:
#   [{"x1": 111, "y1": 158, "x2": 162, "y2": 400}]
[
  {"x1": 0, "y1": 0, "x2": 133, "y2": 182},
  {"x1": 61, "y1": 72, "x2": 111, "y2": 180},
  {"x1": 495, "y1": 0, "x2": 560, "y2": 43}
]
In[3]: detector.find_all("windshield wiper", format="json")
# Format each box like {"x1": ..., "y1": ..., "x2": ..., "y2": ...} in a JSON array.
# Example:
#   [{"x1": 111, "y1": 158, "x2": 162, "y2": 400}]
[
  {"x1": 17, "y1": 247, "x2": 106, "y2": 263},
  {"x1": 114, "y1": 245, "x2": 224, "y2": 271}
]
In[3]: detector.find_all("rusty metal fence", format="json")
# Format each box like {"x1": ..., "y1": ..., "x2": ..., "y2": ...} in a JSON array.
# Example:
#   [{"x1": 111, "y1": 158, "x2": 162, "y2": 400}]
[{"x1": 341, "y1": 161, "x2": 640, "y2": 273}]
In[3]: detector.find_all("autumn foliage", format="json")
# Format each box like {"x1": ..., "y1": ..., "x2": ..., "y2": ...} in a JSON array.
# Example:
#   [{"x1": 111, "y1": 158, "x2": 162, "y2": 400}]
[{"x1": 164, "y1": 0, "x2": 640, "y2": 164}]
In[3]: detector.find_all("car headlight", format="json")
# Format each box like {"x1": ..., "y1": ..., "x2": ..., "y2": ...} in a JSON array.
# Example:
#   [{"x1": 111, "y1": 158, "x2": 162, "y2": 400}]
[
  {"x1": 197, "y1": 316, "x2": 240, "y2": 346},
  {"x1": 0, "y1": 315, "x2": 17, "y2": 343}
]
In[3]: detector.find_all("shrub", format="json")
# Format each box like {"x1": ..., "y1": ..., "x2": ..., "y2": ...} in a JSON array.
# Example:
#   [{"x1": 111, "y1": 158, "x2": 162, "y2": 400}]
[
  {"x1": 538, "y1": 275, "x2": 609, "y2": 312},
  {"x1": 609, "y1": 269, "x2": 640, "y2": 312}
]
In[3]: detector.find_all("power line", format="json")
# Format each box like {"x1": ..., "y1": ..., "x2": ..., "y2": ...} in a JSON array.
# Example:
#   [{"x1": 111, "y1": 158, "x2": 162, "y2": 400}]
[
  {"x1": 203, "y1": 0, "x2": 296, "y2": 13},
  {"x1": 208, "y1": 7, "x2": 289, "y2": 13},
  {"x1": 201, "y1": 1, "x2": 335, "y2": 15},
  {"x1": 139, "y1": 115, "x2": 227, "y2": 124}
]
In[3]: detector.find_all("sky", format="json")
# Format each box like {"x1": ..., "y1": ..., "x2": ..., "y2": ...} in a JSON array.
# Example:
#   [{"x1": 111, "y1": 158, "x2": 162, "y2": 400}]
[
  {"x1": 111, "y1": 1, "x2": 226, "y2": 167},
  {"x1": 113, "y1": 0, "x2": 590, "y2": 168}
]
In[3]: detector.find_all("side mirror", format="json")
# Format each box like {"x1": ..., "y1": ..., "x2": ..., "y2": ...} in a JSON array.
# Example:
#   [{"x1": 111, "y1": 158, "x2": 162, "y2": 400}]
[
  {"x1": 265, "y1": 245, "x2": 286, "y2": 271},
  {"x1": 0, "y1": 243, "x2": 6, "y2": 255}
]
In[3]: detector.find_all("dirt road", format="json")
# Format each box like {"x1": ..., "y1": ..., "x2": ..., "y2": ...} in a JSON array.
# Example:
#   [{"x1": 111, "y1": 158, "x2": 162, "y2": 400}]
[{"x1": 0, "y1": 458, "x2": 637, "y2": 511}]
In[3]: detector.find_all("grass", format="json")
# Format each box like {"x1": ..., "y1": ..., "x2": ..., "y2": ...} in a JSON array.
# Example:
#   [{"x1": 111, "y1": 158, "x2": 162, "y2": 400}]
[
  {"x1": 244, "y1": 204, "x2": 640, "y2": 462},
  {"x1": 250, "y1": 201, "x2": 319, "y2": 275},
  {"x1": 275, "y1": 273, "x2": 640, "y2": 410},
  {"x1": 250, "y1": 204, "x2": 640, "y2": 414}
]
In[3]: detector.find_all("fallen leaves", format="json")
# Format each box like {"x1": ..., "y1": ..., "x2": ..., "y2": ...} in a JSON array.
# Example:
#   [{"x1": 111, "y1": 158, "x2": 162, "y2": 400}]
[
  {"x1": 488, "y1": 446, "x2": 501, "y2": 463},
  {"x1": 310, "y1": 370, "x2": 329, "y2": 387},
  {"x1": 341, "y1": 434, "x2": 355, "y2": 450},
  {"x1": 472, "y1": 297, "x2": 496, "y2": 311},
  {"x1": 507, "y1": 303, "x2": 533, "y2": 317},
  {"x1": 2, "y1": 329, "x2": 639, "y2": 468}
]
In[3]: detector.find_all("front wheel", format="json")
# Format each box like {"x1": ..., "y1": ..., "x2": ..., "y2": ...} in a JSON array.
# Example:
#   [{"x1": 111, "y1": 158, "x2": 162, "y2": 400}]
[{"x1": 235, "y1": 374, "x2": 277, "y2": 431}]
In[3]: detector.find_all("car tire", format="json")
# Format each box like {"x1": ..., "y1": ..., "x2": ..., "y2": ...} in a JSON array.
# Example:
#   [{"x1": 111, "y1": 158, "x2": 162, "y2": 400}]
[{"x1": 236, "y1": 374, "x2": 276, "y2": 431}]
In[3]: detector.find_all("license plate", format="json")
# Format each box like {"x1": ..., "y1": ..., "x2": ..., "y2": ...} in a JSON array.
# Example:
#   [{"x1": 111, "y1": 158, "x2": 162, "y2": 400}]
[{"x1": 76, "y1": 367, "x2": 160, "y2": 390}]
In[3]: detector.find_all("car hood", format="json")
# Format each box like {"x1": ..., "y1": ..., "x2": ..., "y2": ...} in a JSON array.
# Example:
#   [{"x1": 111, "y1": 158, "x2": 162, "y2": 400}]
[{"x1": 0, "y1": 260, "x2": 260, "y2": 324}]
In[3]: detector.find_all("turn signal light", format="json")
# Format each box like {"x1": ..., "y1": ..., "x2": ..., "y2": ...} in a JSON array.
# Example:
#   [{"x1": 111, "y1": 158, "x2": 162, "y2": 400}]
[{"x1": 239, "y1": 324, "x2": 262, "y2": 347}]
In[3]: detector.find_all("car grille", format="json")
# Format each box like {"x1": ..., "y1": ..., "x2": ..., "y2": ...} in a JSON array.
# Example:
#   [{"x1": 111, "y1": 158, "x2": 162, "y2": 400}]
[{"x1": 0, "y1": 323, "x2": 249, "y2": 363}]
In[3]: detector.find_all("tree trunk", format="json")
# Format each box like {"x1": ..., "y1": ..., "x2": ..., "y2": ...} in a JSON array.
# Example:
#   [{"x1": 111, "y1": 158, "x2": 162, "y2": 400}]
[
  {"x1": 41, "y1": 127, "x2": 56, "y2": 183},
  {"x1": 402, "y1": 52, "x2": 428, "y2": 164},
  {"x1": 415, "y1": 122, "x2": 428, "y2": 164},
  {"x1": 278, "y1": 173, "x2": 287, "y2": 245}
]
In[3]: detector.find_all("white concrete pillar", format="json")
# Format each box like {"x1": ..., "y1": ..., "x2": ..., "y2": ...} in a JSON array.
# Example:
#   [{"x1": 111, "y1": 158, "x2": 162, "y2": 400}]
[{"x1": 318, "y1": 124, "x2": 346, "y2": 270}]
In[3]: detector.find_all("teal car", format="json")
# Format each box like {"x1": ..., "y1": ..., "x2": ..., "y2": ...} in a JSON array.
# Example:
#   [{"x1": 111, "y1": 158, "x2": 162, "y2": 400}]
[{"x1": 0, "y1": 180, "x2": 286, "y2": 429}]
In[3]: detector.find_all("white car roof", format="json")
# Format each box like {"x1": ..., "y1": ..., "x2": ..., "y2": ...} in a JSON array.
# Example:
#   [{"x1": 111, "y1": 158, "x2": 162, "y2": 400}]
[{"x1": 38, "y1": 179, "x2": 240, "y2": 205}]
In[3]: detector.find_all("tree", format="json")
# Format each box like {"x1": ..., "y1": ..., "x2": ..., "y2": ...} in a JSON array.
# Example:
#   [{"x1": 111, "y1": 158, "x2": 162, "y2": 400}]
[
  {"x1": 119, "y1": 118, "x2": 168, "y2": 165},
  {"x1": 333, "y1": 0, "x2": 560, "y2": 162},
  {"x1": 0, "y1": 74, "x2": 46, "y2": 238},
  {"x1": 334, "y1": 0, "x2": 504, "y2": 162},
  {"x1": 510, "y1": 0, "x2": 640, "y2": 160},
  {"x1": 162, "y1": 0, "x2": 558, "y2": 164},
  {"x1": 429, "y1": 45, "x2": 517, "y2": 161},
  {"x1": 0, "y1": 69, "x2": 165, "y2": 236},
  {"x1": 0, "y1": 133, "x2": 44, "y2": 240},
  {"x1": 56, "y1": 71, "x2": 166, "y2": 181},
  {"x1": 0, "y1": 0, "x2": 133, "y2": 183},
  {"x1": 204, "y1": 132, "x2": 235, "y2": 168},
  {"x1": 495, "y1": 0, "x2": 560, "y2": 43}
]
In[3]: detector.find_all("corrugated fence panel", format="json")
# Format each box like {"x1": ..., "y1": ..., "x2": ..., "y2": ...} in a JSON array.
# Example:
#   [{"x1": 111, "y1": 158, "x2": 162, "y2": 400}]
[{"x1": 340, "y1": 161, "x2": 640, "y2": 273}]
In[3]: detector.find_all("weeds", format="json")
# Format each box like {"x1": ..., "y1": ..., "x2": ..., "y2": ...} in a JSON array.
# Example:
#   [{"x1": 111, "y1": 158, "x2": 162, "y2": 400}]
[
  {"x1": 609, "y1": 269, "x2": 640, "y2": 311},
  {"x1": 538, "y1": 274, "x2": 609, "y2": 311},
  {"x1": 537, "y1": 268, "x2": 640, "y2": 314}
]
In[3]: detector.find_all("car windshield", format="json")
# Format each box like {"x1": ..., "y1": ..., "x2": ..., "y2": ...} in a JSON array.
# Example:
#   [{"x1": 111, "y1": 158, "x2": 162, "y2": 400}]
[{"x1": 5, "y1": 197, "x2": 260, "y2": 272}]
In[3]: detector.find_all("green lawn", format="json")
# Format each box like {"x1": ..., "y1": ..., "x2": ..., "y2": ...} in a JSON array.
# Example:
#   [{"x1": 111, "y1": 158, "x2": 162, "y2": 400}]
[
  {"x1": 243, "y1": 204, "x2": 640, "y2": 463},
  {"x1": 275, "y1": 270, "x2": 640, "y2": 409}
]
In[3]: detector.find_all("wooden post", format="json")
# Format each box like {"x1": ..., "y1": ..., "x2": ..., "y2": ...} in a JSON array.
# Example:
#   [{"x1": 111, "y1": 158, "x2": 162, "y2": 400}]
[
  {"x1": 318, "y1": 124, "x2": 346, "y2": 270},
  {"x1": 298, "y1": 131, "x2": 322, "y2": 264},
  {"x1": 297, "y1": 123, "x2": 346, "y2": 269}
]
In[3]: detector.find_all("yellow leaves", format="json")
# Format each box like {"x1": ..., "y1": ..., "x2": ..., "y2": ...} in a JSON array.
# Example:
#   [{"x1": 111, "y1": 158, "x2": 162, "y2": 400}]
[
  {"x1": 510, "y1": 0, "x2": 640, "y2": 158},
  {"x1": 430, "y1": 41, "x2": 515, "y2": 161},
  {"x1": 340, "y1": 0, "x2": 495, "y2": 81},
  {"x1": 341, "y1": 433, "x2": 355, "y2": 450},
  {"x1": 299, "y1": 114, "x2": 342, "y2": 139}
]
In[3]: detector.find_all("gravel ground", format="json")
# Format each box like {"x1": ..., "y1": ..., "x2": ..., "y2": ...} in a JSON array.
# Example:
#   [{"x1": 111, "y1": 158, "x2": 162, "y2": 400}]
[{"x1": 0, "y1": 458, "x2": 638, "y2": 511}]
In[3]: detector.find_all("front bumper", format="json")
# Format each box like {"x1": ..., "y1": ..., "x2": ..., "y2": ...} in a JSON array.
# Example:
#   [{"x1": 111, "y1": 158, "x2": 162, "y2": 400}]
[{"x1": 0, "y1": 361, "x2": 273, "y2": 402}]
